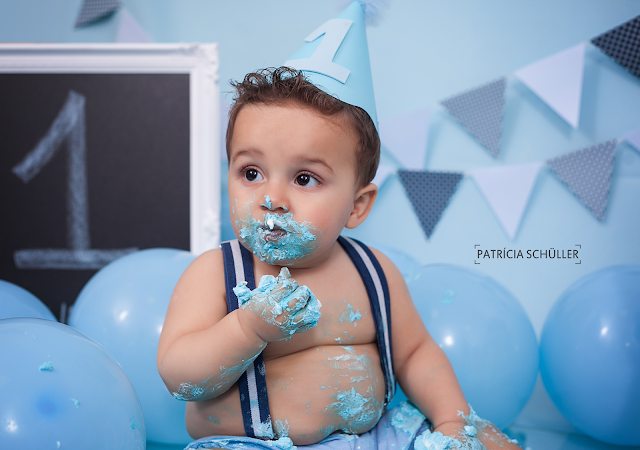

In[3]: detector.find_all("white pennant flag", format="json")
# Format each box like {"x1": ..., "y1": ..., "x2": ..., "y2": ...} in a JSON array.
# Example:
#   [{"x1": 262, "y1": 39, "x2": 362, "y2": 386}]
[
  {"x1": 372, "y1": 164, "x2": 395, "y2": 188},
  {"x1": 625, "y1": 128, "x2": 640, "y2": 154},
  {"x1": 469, "y1": 162, "x2": 543, "y2": 240},
  {"x1": 116, "y1": 8, "x2": 152, "y2": 43},
  {"x1": 379, "y1": 108, "x2": 431, "y2": 170},
  {"x1": 515, "y1": 43, "x2": 586, "y2": 129}
]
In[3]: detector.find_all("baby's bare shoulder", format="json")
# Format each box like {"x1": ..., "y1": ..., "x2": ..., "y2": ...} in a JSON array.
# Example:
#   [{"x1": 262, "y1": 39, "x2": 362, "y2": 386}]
[
  {"x1": 367, "y1": 245, "x2": 432, "y2": 356},
  {"x1": 367, "y1": 246, "x2": 406, "y2": 292}
]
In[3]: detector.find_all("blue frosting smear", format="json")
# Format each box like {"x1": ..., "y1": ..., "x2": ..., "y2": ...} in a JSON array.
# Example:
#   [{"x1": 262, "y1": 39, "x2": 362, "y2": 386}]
[
  {"x1": 172, "y1": 356, "x2": 260, "y2": 400},
  {"x1": 265, "y1": 436, "x2": 296, "y2": 450},
  {"x1": 233, "y1": 267, "x2": 322, "y2": 337},
  {"x1": 327, "y1": 346, "x2": 369, "y2": 371},
  {"x1": 273, "y1": 419, "x2": 290, "y2": 438},
  {"x1": 262, "y1": 195, "x2": 273, "y2": 210},
  {"x1": 414, "y1": 430, "x2": 463, "y2": 450},
  {"x1": 236, "y1": 210, "x2": 317, "y2": 264},
  {"x1": 339, "y1": 303, "x2": 361, "y2": 326},
  {"x1": 327, "y1": 387, "x2": 380, "y2": 432},
  {"x1": 390, "y1": 401, "x2": 426, "y2": 435},
  {"x1": 414, "y1": 404, "x2": 491, "y2": 450},
  {"x1": 39, "y1": 362, "x2": 54, "y2": 371}
]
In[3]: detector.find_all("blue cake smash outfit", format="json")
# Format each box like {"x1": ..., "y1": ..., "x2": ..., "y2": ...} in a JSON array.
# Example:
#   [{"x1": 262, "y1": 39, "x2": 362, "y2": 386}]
[{"x1": 185, "y1": 237, "x2": 432, "y2": 450}]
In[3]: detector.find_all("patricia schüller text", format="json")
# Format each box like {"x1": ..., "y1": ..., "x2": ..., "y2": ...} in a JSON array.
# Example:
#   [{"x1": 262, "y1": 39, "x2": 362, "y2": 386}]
[{"x1": 474, "y1": 244, "x2": 582, "y2": 265}]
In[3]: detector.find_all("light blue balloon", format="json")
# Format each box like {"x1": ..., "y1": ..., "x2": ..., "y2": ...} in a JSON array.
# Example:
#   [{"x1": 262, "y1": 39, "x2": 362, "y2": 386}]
[
  {"x1": 0, "y1": 279, "x2": 56, "y2": 321},
  {"x1": 68, "y1": 248, "x2": 196, "y2": 445},
  {"x1": 407, "y1": 264, "x2": 538, "y2": 429},
  {"x1": 540, "y1": 264, "x2": 640, "y2": 446},
  {"x1": 0, "y1": 318, "x2": 145, "y2": 449}
]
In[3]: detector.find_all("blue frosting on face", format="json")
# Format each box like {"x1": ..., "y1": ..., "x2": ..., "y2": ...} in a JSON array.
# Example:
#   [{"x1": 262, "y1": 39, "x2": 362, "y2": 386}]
[
  {"x1": 236, "y1": 208, "x2": 318, "y2": 265},
  {"x1": 262, "y1": 195, "x2": 273, "y2": 210}
]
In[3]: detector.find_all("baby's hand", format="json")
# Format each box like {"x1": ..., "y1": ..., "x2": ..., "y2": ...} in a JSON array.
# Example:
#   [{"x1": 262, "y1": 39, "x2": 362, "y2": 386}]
[{"x1": 233, "y1": 267, "x2": 322, "y2": 342}]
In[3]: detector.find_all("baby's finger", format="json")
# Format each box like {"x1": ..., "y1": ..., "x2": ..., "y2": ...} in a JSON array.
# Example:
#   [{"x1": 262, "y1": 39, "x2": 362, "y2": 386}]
[
  {"x1": 284, "y1": 286, "x2": 311, "y2": 312},
  {"x1": 289, "y1": 289, "x2": 321, "y2": 327}
]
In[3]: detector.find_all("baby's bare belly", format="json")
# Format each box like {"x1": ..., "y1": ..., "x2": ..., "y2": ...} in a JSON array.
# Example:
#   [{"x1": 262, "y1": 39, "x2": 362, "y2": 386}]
[{"x1": 186, "y1": 343, "x2": 385, "y2": 445}]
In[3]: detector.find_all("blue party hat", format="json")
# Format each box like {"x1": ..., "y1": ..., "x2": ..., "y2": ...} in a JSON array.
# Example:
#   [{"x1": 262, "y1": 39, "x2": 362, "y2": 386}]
[{"x1": 284, "y1": 1, "x2": 378, "y2": 126}]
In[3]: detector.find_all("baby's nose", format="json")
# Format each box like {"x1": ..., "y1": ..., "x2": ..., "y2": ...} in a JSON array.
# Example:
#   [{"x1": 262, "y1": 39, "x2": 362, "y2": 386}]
[{"x1": 260, "y1": 194, "x2": 288, "y2": 212}]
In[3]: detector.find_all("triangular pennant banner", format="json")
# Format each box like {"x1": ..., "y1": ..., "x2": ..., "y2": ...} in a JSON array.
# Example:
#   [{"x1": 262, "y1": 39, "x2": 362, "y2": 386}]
[
  {"x1": 116, "y1": 8, "x2": 152, "y2": 42},
  {"x1": 372, "y1": 165, "x2": 395, "y2": 188},
  {"x1": 625, "y1": 128, "x2": 640, "y2": 153},
  {"x1": 75, "y1": 0, "x2": 120, "y2": 27},
  {"x1": 515, "y1": 44, "x2": 586, "y2": 128},
  {"x1": 546, "y1": 140, "x2": 617, "y2": 221},
  {"x1": 398, "y1": 170, "x2": 463, "y2": 239},
  {"x1": 469, "y1": 163, "x2": 543, "y2": 240},
  {"x1": 379, "y1": 108, "x2": 431, "y2": 170},
  {"x1": 592, "y1": 15, "x2": 640, "y2": 79},
  {"x1": 441, "y1": 78, "x2": 506, "y2": 158}
]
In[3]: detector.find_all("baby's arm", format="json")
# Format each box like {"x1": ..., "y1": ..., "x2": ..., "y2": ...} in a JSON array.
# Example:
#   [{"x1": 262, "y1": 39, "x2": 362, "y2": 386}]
[
  {"x1": 157, "y1": 250, "x2": 320, "y2": 402},
  {"x1": 157, "y1": 249, "x2": 267, "y2": 401},
  {"x1": 372, "y1": 249, "x2": 521, "y2": 450}
]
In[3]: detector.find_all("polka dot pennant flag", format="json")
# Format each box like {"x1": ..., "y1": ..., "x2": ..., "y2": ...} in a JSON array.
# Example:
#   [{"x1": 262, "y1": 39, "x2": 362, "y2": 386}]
[
  {"x1": 398, "y1": 170, "x2": 463, "y2": 239},
  {"x1": 546, "y1": 140, "x2": 617, "y2": 221},
  {"x1": 75, "y1": 0, "x2": 120, "y2": 28},
  {"x1": 592, "y1": 15, "x2": 640, "y2": 79},
  {"x1": 441, "y1": 78, "x2": 507, "y2": 158}
]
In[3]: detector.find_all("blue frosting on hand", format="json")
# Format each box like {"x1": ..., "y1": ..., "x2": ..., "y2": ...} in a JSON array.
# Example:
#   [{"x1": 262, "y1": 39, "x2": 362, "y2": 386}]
[{"x1": 233, "y1": 267, "x2": 322, "y2": 338}]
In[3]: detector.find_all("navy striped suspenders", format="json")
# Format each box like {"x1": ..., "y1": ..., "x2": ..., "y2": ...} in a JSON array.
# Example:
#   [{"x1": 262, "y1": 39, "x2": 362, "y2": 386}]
[
  {"x1": 338, "y1": 236, "x2": 397, "y2": 405},
  {"x1": 221, "y1": 240, "x2": 274, "y2": 439},
  {"x1": 221, "y1": 236, "x2": 396, "y2": 439}
]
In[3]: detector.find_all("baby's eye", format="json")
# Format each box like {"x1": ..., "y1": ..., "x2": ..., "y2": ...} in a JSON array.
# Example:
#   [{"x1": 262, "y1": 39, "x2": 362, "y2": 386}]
[
  {"x1": 295, "y1": 173, "x2": 319, "y2": 187},
  {"x1": 244, "y1": 168, "x2": 263, "y2": 182}
]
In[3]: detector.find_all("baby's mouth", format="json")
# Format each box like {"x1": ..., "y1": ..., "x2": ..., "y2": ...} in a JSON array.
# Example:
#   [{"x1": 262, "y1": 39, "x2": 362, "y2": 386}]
[{"x1": 260, "y1": 220, "x2": 287, "y2": 242}]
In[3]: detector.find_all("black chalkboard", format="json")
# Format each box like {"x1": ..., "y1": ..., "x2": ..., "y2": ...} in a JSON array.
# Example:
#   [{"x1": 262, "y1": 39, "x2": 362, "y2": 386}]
[{"x1": 0, "y1": 73, "x2": 191, "y2": 321}]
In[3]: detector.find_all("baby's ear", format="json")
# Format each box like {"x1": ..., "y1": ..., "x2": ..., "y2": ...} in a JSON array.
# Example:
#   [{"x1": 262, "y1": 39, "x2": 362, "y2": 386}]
[{"x1": 345, "y1": 183, "x2": 378, "y2": 229}]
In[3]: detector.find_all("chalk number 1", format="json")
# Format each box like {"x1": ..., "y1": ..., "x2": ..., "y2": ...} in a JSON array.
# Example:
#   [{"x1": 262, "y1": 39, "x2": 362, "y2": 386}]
[{"x1": 12, "y1": 90, "x2": 137, "y2": 270}]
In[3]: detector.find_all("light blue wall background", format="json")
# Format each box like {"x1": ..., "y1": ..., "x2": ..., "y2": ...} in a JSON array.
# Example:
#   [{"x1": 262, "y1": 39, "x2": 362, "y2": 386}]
[{"x1": 2, "y1": 0, "x2": 639, "y2": 434}]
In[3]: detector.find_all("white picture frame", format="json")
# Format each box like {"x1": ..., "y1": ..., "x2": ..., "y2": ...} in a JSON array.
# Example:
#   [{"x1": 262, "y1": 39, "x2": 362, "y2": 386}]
[{"x1": 0, "y1": 43, "x2": 221, "y2": 256}]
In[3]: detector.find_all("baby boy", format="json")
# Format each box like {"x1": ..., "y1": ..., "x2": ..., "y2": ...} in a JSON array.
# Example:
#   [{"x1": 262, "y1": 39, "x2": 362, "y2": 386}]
[{"x1": 157, "y1": 67, "x2": 521, "y2": 450}]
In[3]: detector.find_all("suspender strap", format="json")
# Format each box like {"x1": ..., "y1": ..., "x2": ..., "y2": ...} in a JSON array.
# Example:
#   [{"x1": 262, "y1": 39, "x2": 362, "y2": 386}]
[
  {"x1": 337, "y1": 236, "x2": 396, "y2": 405},
  {"x1": 221, "y1": 240, "x2": 274, "y2": 439}
]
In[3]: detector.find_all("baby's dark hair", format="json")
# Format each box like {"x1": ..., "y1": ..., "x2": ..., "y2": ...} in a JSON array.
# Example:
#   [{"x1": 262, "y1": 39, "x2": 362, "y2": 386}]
[{"x1": 226, "y1": 67, "x2": 380, "y2": 188}]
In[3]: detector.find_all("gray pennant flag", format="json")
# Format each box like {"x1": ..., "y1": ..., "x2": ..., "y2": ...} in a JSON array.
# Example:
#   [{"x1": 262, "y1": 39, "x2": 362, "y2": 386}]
[
  {"x1": 75, "y1": 0, "x2": 120, "y2": 28},
  {"x1": 546, "y1": 140, "x2": 617, "y2": 221},
  {"x1": 592, "y1": 15, "x2": 640, "y2": 79},
  {"x1": 441, "y1": 78, "x2": 506, "y2": 158},
  {"x1": 398, "y1": 170, "x2": 463, "y2": 239}
]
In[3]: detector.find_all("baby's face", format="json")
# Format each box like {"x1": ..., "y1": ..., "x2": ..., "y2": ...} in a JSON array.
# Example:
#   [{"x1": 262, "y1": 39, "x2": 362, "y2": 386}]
[{"x1": 228, "y1": 103, "x2": 361, "y2": 267}]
